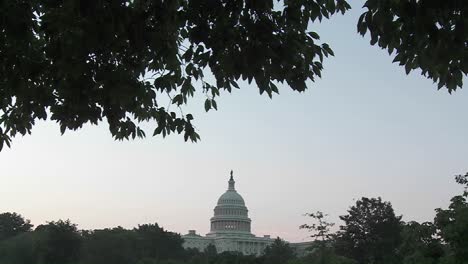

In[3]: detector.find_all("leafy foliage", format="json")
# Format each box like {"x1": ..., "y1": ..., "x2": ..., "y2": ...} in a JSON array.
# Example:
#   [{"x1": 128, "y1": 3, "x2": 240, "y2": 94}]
[
  {"x1": 0, "y1": 0, "x2": 350, "y2": 150},
  {"x1": 1, "y1": 0, "x2": 466, "y2": 149},
  {"x1": 335, "y1": 197, "x2": 403, "y2": 264},
  {"x1": 455, "y1": 172, "x2": 468, "y2": 196},
  {"x1": 399, "y1": 221, "x2": 445, "y2": 264},
  {"x1": 0, "y1": 212, "x2": 33, "y2": 241},
  {"x1": 203, "y1": 243, "x2": 218, "y2": 258},
  {"x1": 301, "y1": 247, "x2": 358, "y2": 264},
  {"x1": 434, "y1": 174, "x2": 468, "y2": 263},
  {"x1": 358, "y1": 0, "x2": 467, "y2": 92},
  {"x1": 0, "y1": 232, "x2": 37, "y2": 264},
  {"x1": 34, "y1": 220, "x2": 82, "y2": 264},
  {"x1": 134, "y1": 223, "x2": 185, "y2": 260},
  {"x1": 300, "y1": 211, "x2": 335, "y2": 243},
  {"x1": 0, "y1": 219, "x2": 81, "y2": 264},
  {"x1": 261, "y1": 237, "x2": 295, "y2": 264},
  {"x1": 299, "y1": 211, "x2": 352, "y2": 264}
]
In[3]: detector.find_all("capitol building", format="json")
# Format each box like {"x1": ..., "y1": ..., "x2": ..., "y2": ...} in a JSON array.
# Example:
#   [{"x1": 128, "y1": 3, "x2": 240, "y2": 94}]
[{"x1": 182, "y1": 171, "x2": 311, "y2": 256}]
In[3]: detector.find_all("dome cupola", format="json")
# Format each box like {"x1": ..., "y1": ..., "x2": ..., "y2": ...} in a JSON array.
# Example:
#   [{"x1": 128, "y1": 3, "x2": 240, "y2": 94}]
[
  {"x1": 208, "y1": 171, "x2": 253, "y2": 237},
  {"x1": 217, "y1": 173, "x2": 245, "y2": 206}
]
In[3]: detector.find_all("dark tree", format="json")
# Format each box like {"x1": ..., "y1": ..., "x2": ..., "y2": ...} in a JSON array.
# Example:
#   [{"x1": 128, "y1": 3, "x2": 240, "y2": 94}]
[
  {"x1": 300, "y1": 211, "x2": 343, "y2": 264},
  {"x1": 358, "y1": 0, "x2": 467, "y2": 92},
  {"x1": 455, "y1": 172, "x2": 468, "y2": 196},
  {"x1": 0, "y1": 212, "x2": 33, "y2": 241},
  {"x1": 203, "y1": 244, "x2": 218, "y2": 259},
  {"x1": 335, "y1": 197, "x2": 403, "y2": 264},
  {"x1": 398, "y1": 221, "x2": 444, "y2": 264},
  {"x1": 300, "y1": 211, "x2": 335, "y2": 245},
  {"x1": 0, "y1": 232, "x2": 36, "y2": 264},
  {"x1": 80, "y1": 227, "x2": 140, "y2": 264},
  {"x1": 1, "y1": 0, "x2": 465, "y2": 150},
  {"x1": 34, "y1": 220, "x2": 82, "y2": 264},
  {"x1": 434, "y1": 173, "x2": 468, "y2": 264},
  {"x1": 0, "y1": 0, "x2": 349, "y2": 150},
  {"x1": 302, "y1": 249, "x2": 358, "y2": 264},
  {"x1": 134, "y1": 223, "x2": 185, "y2": 261},
  {"x1": 262, "y1": 237, "x2": 295, "y2": 264}
]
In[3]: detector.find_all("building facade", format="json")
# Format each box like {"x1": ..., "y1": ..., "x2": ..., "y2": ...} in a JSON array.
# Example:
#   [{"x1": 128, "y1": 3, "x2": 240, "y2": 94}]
[{"x1": 182, "y1": 171, "x2": 313, "y2": 256}]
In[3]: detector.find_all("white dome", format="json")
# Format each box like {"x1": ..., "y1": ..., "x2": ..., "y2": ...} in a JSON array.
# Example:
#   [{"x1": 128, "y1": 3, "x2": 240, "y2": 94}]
[
  {"x1": 217, "y1": 190, "x2": 245, "y2": 205},
  {"x1": 208, "y1": 171, "x2": 253, "y2": 236}
]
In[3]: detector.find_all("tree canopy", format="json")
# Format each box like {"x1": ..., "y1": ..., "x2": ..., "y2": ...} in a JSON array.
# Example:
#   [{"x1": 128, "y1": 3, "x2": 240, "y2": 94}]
[
  {"x1": 300, "y1": 211, "x2": 335, "y2": 244},
  {"x1": 261, "y1": 237, "x2": 296, "y2": 264},
  {"x1": 0, "y1": 0, "x2": 466, "y2": 150},
  {"x1": 434, "y1": 172, "x2": 468, "y2": 263},
  {"x1": 0, "y1": 212, "x2": 33, "y2": 241},
  {"x1": 335, "y1": 197, "x2": 403, "y2": 264},
  {"x1": 357, "y1": 0, "x2": 467, "y2": 92}
]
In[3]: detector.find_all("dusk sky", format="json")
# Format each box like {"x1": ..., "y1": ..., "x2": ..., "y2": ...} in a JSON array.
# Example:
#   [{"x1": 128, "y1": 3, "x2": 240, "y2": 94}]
[{"x1": 1, "y1": 4, "x2": 467, "y2": 243}]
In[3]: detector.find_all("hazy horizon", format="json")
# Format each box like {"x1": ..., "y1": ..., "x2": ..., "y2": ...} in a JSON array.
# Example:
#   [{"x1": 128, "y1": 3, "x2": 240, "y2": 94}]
[{"x1": 1, "y1": 4, "x2": 467, "y2": 243}]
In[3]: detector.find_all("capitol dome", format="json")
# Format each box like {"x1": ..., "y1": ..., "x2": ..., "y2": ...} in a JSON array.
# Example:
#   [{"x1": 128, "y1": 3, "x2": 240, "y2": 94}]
[
  {"x1": 217, "y1": 187, "x2": 245, "y2": 205},
  {"x1": 208, "y1": 171, "x2": 253, "y2": 237},
  {"x1": 182, "y1": 170, "x2": 306, "y2": 256}
]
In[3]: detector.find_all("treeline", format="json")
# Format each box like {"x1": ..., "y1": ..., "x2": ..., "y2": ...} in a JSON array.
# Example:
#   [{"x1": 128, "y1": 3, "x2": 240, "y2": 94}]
[
  {"x1": 0, "y1": 172, "x2": 467, "y2": 264},
  {"x1": 296, "y1": 172, "x2": 468, "y2": 264},
  {"x1": 0, "y1": 220, "x2": 186, "y2": 264}
]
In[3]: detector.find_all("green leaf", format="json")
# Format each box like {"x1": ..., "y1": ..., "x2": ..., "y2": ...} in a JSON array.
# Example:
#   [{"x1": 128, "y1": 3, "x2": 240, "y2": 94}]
[
  {"x1": 230, "y1": 80, "x2": 240, "y2": 89},
  {"x1": 60, "y1": 125, "x2": 66, "y2": 135},
  {"x1": 212, "y1": 99, "x2": 217, "y2": 110},
  {"x1": 322, "y1": 43, "x2": 334, "y2": 56},
  {"x1": 204, "y1": 99, "x2": 211, "y2": 112},
  {"x1": 177, "y1": 125, "x2": 184, "y2": 133},
  {"x1": 183, "y1": 48, "x2": 193, "y2": 61},
  {"x1": 185, "y1": 63, "x2": 194, "y2": 75},
  {"x1": 172, "y1": 94, "x2": 183, "y2": 105},
  {"x1": 153, "y1": 126, "x2": 163, "y2": 136},
  {"x1": 308, "y1": 31, "x2": 320, "y2": 40},
  {"x1": 405, "y1": 63, "x2": 411, "y2": 75},
  {"x1": 270, "y1": 82, "x2": 279, "y2": 94}
]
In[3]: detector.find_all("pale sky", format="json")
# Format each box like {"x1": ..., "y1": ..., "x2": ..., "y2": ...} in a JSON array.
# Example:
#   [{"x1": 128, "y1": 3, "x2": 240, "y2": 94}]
[{"x1": 1, "y1": 5, "x2": 467, "y2": 242}]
